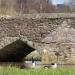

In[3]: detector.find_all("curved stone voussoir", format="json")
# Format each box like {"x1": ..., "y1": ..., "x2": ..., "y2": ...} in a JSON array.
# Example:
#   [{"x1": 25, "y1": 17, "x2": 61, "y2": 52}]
[{"x1": 0, "y1": 36, "x2": 34, "y2": 50}]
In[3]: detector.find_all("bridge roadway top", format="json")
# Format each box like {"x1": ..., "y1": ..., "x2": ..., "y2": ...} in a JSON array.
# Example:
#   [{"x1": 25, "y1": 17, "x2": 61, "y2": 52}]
[{"x1": 1, "y1": 13, "x2": 75, "y2": 19}]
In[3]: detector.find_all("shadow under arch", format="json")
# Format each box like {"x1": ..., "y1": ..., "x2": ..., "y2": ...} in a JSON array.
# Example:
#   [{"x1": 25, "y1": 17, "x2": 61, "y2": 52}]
[{"x1": 0, "y1": 39, "x2": 35, "y2": 62}]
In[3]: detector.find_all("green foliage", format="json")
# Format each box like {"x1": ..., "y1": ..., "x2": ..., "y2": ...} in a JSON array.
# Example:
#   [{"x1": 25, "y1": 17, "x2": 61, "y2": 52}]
[{"x1": 0, "y1": 67, "x2": 75, "y2": 75}]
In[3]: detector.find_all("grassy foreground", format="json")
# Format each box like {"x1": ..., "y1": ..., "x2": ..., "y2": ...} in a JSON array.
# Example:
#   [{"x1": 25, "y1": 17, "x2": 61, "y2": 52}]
[{"x1": 0, "y1": 67, "x2": 75, "y2": 75}]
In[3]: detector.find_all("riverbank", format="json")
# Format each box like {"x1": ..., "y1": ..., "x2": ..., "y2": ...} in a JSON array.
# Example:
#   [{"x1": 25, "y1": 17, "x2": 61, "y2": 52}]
[{"x1": 0, "y1": 67, "x2": 75, "y2": 75}]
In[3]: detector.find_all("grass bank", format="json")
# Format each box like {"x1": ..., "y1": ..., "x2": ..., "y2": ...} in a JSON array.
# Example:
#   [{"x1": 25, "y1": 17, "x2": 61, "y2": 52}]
[{"x1": 0, "y1": 67, "x2": 75, "y2": 75}]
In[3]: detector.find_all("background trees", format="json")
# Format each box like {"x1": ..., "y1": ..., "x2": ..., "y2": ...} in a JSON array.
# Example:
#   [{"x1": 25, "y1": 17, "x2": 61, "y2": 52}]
[{"x1": 0, "y1": 0, "x2": 74, "y2": 15}]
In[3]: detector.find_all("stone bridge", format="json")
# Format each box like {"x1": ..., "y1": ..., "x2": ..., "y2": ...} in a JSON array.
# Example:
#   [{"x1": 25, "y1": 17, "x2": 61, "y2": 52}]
[{"x1": 0, "y1": 13, "x2": 75, "y2": 62}]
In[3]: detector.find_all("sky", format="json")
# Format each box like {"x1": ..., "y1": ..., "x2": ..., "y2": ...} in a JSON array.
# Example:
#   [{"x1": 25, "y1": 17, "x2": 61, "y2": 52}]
[{"x1": 51, "y1": 0, "x2": 64, "y2": 5}]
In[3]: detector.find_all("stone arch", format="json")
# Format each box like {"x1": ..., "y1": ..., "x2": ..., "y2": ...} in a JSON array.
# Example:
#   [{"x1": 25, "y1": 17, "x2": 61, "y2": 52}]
[{"x1": 0, "y1": 36, "x2": 35, "y2": 62}]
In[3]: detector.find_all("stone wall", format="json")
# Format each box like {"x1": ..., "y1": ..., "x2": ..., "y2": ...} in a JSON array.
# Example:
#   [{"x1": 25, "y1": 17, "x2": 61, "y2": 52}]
[
  {"x1": 0, "y1": 16, "x2": 62, "y2": 43},
  {"x1": 0, "y1": 13, "x2": 75, "y2": 43},
  {"x1": 0, "y1": 13, "x2": 75, "y2": 49},
  {"x1": 0, "y1": 13, "x2": 75, "y2": 63}
]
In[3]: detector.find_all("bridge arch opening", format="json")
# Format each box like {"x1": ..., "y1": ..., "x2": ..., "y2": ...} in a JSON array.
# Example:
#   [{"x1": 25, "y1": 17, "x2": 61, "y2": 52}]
[{"x1": 0, "y1": 39, "x2": 35, "y2": 62}]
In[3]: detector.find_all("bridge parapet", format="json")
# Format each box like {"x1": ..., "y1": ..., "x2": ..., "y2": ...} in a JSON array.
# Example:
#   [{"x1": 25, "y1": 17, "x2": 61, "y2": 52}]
[
  {"x1": 0, "y1": 13, "x2": 75, "y2": 50},
  {"x1": 16, "y1": 13, "x2": 75, "y2": 19}
]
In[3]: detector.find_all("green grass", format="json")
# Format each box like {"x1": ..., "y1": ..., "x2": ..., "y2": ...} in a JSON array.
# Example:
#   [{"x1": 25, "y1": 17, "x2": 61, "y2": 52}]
[{"x1": 0, "y1": 67, "x2": 75, "y2": 75}]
